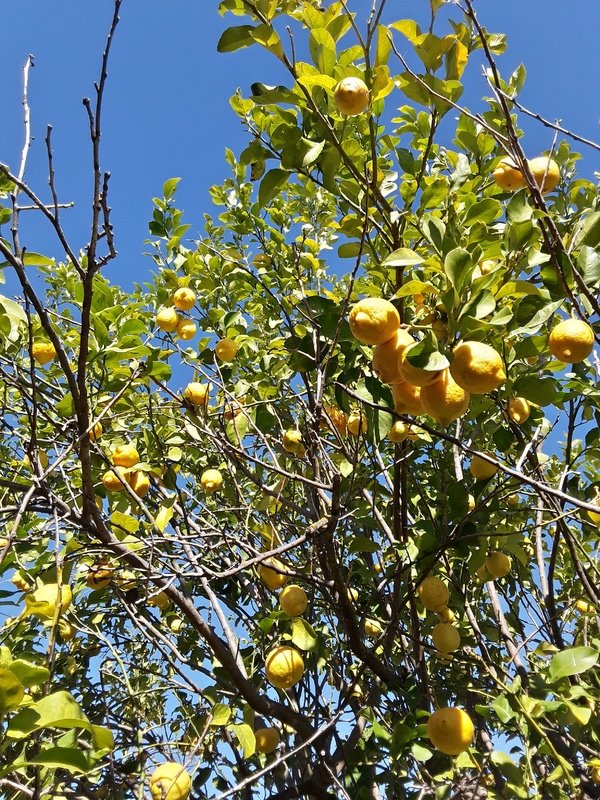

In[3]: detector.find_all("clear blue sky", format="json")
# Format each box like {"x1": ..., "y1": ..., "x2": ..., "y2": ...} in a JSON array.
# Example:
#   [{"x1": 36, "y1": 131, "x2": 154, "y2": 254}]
[{"x1": 1, "y1": 1, "x2": 599, "y2": 288}]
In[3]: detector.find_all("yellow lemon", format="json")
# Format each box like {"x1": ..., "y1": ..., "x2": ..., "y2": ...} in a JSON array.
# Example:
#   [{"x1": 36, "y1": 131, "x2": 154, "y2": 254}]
[
  {"x1": 102, "y1": 467, "x2": 129, "y2": 493},
  {"x1": 258, "y1": 559, "x2": 287, "y2": 591},
  {"x1": 89, "y1": 422, "x2": 103, "y2": 442},
  {"x1": 86, "y1": 565, "x2": 113, "y2": 590},
  {"x1": 450, "y1": 341, "x2": 506, "y2": 394},
  {"x1": 111, "y1": 444, "x2": 140, "y2": 468},
  {"x1": 11, "y1": 573, "x2": 31, "y2": 592},
  {"x1": 591, "y1": 766, "x2": 600, "y2": 784},
  {"x1": 364, "y1": 618, "x2": 383, "y2": 637},
  {"x1": 215, "y1": 338, "x2": 238, "y2": 362},
  {"x1": 398, "y1": 343, "x2": 442, "y2": 387},
  {"x1": 420, "y1": 369, "x2": 469, "y2": 427},
  {"x1": 200, "y1": 469, "x2": 223, "y2": 493},
  {"x1": 349, "y1": 298, "x2": 400, "y2": 345},
  {"x1": 173, "y1": 287, "x2": 196, "y2": 311},
  {"x1": 492, "y1": 156, "x2": 525, "y2": 191},
  {"x1": 347, "y1": 411, "x2": 367, "y2": 436},
  {"x1": 254, "y1": 726, "x2": 280, "y2": 754},
  {"x1": 485, "y1": 552, "x2": 512, "y2": 578},
  {"x1": 392, "y1": 381, "x2": 424, "y2": 415},
  {"x1": 427, "y1": 707, "x2": 474, "y2": 755},
  {"x1": 387, "y1": 421, "x2": 418, "y2": 443},
  {"x1": 372, "y1": 328, "x2": 415, "y2": 384},
  {"x1": 25, "y1": 583, "x2": 72, "y2": 619},
  {"x1": 574, "y1": 599, "x2": 595, "y2": 614},
  {"x1": 282, "y1": 429, "x2": 303, "y2": 454},
  {"x1": 417, "y1": 577, "x2": 449, "y2": 611},
  {"x1": 184, "y1": 381, "x2": 209, "y2": 407},
  {"x1": 149, "y1": 762, "x2": 191, "y2": 800},
  {"x1": 323, "y1": 405, "x2": 347, "y2": 436},
  {"x1": 469, "y1": 454, "x2": 498, "y2": 481},
  {"x1": 279, "y1": 584, "x2": 308, "y2": 617},
  {"x1": 265, "y1": 646, "x2": 304, "y2": 689},
  {"x1": 508, "y1": 397, "x2": 530, "y2": 424},
  {"x1": 32, "y1": 341, "x2": 57, "y2": 366},
  {"x1": 129, "y1": 471, "x2": 150, "y2": 498},
  {"x1": 548, "y1": 319, "x2": 594, "y2": 363},
  {"x1": 25, "y1": 451, "x2": 49, "y2": 471},
  {"x1": 334, "y1": 77, "x2": 370, "y2": 116},
  {"x1": 176, "y1": 318, "x2": 197, "y2": 341},
  {"x1": 432, "y1": 623, "x2": 461, "y2": 654},
  {"x1": 436, "y1": 606, "x2": 455, "y2": 623},
  {"x1": 156, "y1": 307, "x2": 180, "y2": 332},
  {"x1": 528, "y1": 156, "x2": 560, "y2": 194}
]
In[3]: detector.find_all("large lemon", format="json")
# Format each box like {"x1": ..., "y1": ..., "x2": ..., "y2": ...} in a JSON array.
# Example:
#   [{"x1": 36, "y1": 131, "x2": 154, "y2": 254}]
[
  {"x1": 265, "y1": 646, "x2": 304, "y2": 689},
  {"x1": 279, "y1": 584, "x2": 308, "y2": 616},
  {"x1": 528, "y1": 156, "x2": 560, "y2": 194},
  {"x1": 507, "y1": 397, "x2": 530, "y2": 424},
  {"x1": 372, "y1": 329, "x2": 415, "y2": 384},
  {"x1": 427, "y1": 707, "x2": 474, "y2": 755},
  {"x1": 432, "y1": 623, "x2": 461, "y2": 654},
  {"x1": 254, "y1": 726, "x2": 280, "y2": 754},
  {"x1": 485, "y1": 552, "x2": 512, "y2": 578},
  {"x1": 492, "y1": 156, "x2": 525, "y2": 191},
  {"x1": 32, "y1": 341, "x2": 57, "y2": 366},
  {"x1": 215, "y1": 338, "x2": 238, "y2": 362},
  {"x1": 173, "y1": 287, "x2": 196, "y2": 311},
  {"x1": 334, "y1": 77, "x2": 370, "y2": 116},
  {"x1": 200, "y1": 469, "x2": 223, "y2": 493},
  {"x1": 111, "y1": 444, "x2": 140, "y2": 468},
  {"x1": 258, "y1": 558, "x2": 288, "y2": 591},
  {"x1": 398, "y1": 343, "x2": 441, "y2": 387},
  {"x1": 183, "y1": 382, "x2": 209, "y2": 407},
  {"x1": 450, "y1": 341, "x2": 506, "y2": 394},
  {"x1": 156, "y1": 307, "x2": 180, "y2": 333},
  {"x1": 469, "y1": 454, "x2": 498, "y2": 481},
  {"x1": 548, "y1": 318, "x2": 594, "y2": 363},
  {"x1": 149, "y1": 762, "x2": 192, "y2": 800},
  {"x1": 282, "y1": 430, "x2": 303, "y2": 454},
  {"x1": 420, "y1": 369, "x2": 469, "y2": 427},
  {"x1": 347, "y1": 411, "x2": 367, "y2": 436},
  {"x1": 349, "y1": 298, "x2": 400, "y2": 345}
]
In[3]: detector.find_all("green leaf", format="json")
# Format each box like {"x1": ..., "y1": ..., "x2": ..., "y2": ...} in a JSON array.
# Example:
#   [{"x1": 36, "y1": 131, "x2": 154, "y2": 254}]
[
  {"x1": 309, "y1": 29, "x2": 336, "y2": 75},
  {"x1": 217, "y1": 25, "x2": 257, "y2": 53},
  {"x1": 110, "y1": 511, "x2": 140, "y2": 534},
  {"x1": 512, "y1": 376, "x2": 557, "y2": 407},
  {"x1": 291, "y1": 618, "x2": 318, "y2": 651},
  {"x1": 548, "y1": 647, "x2": 599, "y2": 682},
  {"x1": 250, "y1": 24, "x2": 284, "y2": 58},
  {"x1": 578, "y1": 246, "x2": 600, "y2": 288},
  {"x1": 162, "y1": 177, "x2": 180, "y2": 200},
  {"x1": 7, "y1": 660, "x2": 50, "y2": 689},
  {"x1": 258, "y1": 169, "x2": 290, "y2": 208},
  {"x1": 210, "y1": 703, "x2": 232, "y2": 726},
  {"x1": 392, "y1": 280, "x2": 438, "y2": 299},
  {"x1": 382, "y1": 248, "x2": 424, "y2": 267},
  {"x1": 0, "y1": 294, "x2": 26, "y2": 341},
  {"x1": 22, "y1": 252, "x2": 55, "y2": 267},
  {"x1": 348, "y1": 536, "x2": 380, "y2": 554},
  {"x1": 229, "y1": 723, "x2": 255, "y2": 758},
  {"x1": 577, "y1": 211, "x2": 600, "y2": 248},
  {"x1": 27, "y1": 746, "x2": 91, "y2": 774},
  {"x1": 463, "y1": 198, "x2": 502, "y2": 226},
  {"x1": 406, "y1": 331, "x2": 449, "y2": 372},
  {"x1": 511, "y1": 298, "x2": 563, "y2": 336},
  {"x1": 0, "y1": 668, "x2": 25, "y2": 716},
  {"x1": 444, "y1": 248, "x2": 472, "y2": 294}
]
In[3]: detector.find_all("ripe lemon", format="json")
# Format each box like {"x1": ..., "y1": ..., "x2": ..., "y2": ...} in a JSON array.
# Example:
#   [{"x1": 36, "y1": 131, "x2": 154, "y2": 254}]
[
  {"x1": 87, "y1": 565, "x2": 113, "y2": 590},
  {"x1": 427, "y1": 707, "x2": 474, "y2": 755},
  {"x1": 574, "y1": 599, "x2": 595, "y2": 614},
  {"x1": 102, "y1": 467, "x2": 129, "y2": 493},
  {"x1": 347, "y1": 587, "x2": 359, "y2": 603},
  {"x1": 591, "y1": 766, "x2": 600, "y2": 784},
  {"x1": 58, "y1": 619, "x2": 76, "y2": 641},
  {"x1": 112, "y1": 444, "x2": 140, "y2": 468},
  {"x1": 282, "y1": 429, "x2": 303, "y2": 454},
  {"x1": 259, "y1": 558, "x2": 287, "y2": 590},
  {"x1": 156, "y1": 307, "x2": 180, "y2": 333},
  {"x1": 528, "y1": 156, "x2": 560, "y2": 194},
  {"x1": 372, "y1": 328, "x2": 415, "y2": 384},
  {"x1": 508, "y1": 397, "x2": 530, "y2": 424},
  {"x1": 436, "y1": 606, "x2": 455, "y2": 623},
  {"x1": 548, "y1": 318, "x2": 594, "y2": 363},
  {"x1": 485, "y1": 552, "x2": 512, "y2": 578},
  {"x1": 32, "y1": 341, "x2": 56, "y2": 366},
  {"x1": 200, "y1": 468, "x2": 223, "y2": 493},
  {"x1": 349, "y1": 298, "x2": 400, "y2": 345},
  {"x1": 279, "y1": 584, "x2": 308, "y2": 616},
  {"x1": 420, "y1": 369, "x2": 469, "y2": 427},
  {"x1": 364, "y1": 618, "x2": 383, "y2": 637},
  {"x1": 398, "y1": 344, "x2": 441, "y2": 387},
  {"x1": 432, "y1": 622, "x2": 461, "y2": 654},
  {"x1": 492, "y1": 156, "x2": 525, "y2": 191},
  {"x1": 129, "y1": 471, "x2": 150, "y2": 498},
  {"x1": 215, "y1": 337, "x2": 238, "y2": 362},
  {"x1": 450, "y1": 341, "x2": 506, "y2": 394},
  {"x1": 418, "y1": 577, "x2": 449, "y2": 611},
  {"x1": 89, "y1": 422, "x2": 103, "y2": 442},
  {"x1": 11, "y1": 573, "x2": 31, "y2": 592},
  {"x1": 255, "y1": 726, "x2": 280, "y2": 754},
  {"x1": 334, "y1": 77, "x2": 370, "y2": 116},
  {"x1": 479, "y1": 259, "x2": 497, "y2": 275},
  {"x1": 184, "y1": 381, "x2": 208, "y2": 407},
  {"x1": 149, "y1": 762, "x2": 192, "y2": 800},
  {"x1": 323, "y1": 405, "x2": 347, "y2": 436},
  {"x1": 391, "y1": 381, "x2": 424, "y2": 415},
  {"x1": 388, "y1": 421, "x2": 419, "y2": 443},
  {"x1": 173, "y1": 287, "x2": 196, "y2": 311},
  {"x1": 25, "y1": 583, "x2": 72, "y2": 619},
  {"x1": 265, "y1": 645, "x2": 304, "y2": 689},
  {"x1": 176, "y1": 318, "x2": 197, "y2": 341},
  {"x1": 347, "y1": 411, "x2": 367, "y2": 436},
  {"x1": 469, "y1": 454, "x2": 498, "y2": 481}
]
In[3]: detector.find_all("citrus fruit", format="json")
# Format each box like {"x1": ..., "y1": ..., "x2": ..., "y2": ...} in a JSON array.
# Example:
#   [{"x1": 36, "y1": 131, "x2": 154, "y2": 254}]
[
  {"x1": 200, "y1": 468, "x2": 222, "y2": 493},
  {"x1": 347, "y1": 411, "x2": 367, "y2": 436},
  {"x1": 156, "y1": 307, "x2": 180, "y2": 332},
  {"x1": 265, "y1": 645, "x2": 304, "y2": 689},
  {"x1": 450, "y1": 341, "x2": 506, "y2": 394},
  {"x1": 548, "y1": 318, "x2": 594, "y2": 363},
  {"x1": 32, "y1": 341, "x2": 56, "y2": 366},
  {"x1": 282, "y1": 429, "x2": 303, "y2": 454},
  {"x1": 176, "y1": 318, "x2": 196, "y2": 340},
  {"x1": 102, "y1": 467, "x2": 129, "y2": 493},
  {"x1": 372, "y1": 328, "x2": 415, "y2": 384},
  {"x1": 469, "y1": 454, "x2": 498, "y2": 481},
  {"x1": 574, "y1": 599, "x2": 595, "y2": 614},
  {"x1": 129, "y1": 471, "x2": 150, "y2": 498},
  {"x1": 485, "y1": 552, "x2": 512, "y2": 578},
  {"x1": 323, "y1": 405, "x2": 347, "y2": 436},
  {"x1": 87, "y1": 565, "x2": 113, "y2": 590},
  {"x1": 258, "y1": 558, "x2": 287, "y2": 590},
  {"x1": 173, "y1": 287, "x2": 196, "y2": 311},
  {"x1": 418, "y1": 577, "x2": 449, "y2": 611},
  {"x1": 479, "y1": 259, "x2": 497, "y2": 275},
  {"x1": 398, "y1": 343, "x2": 442, "y2": 387},
  {"x1": 420, "y1": 369, "x2": 469, "y2": 427},
  {"x1": 255, "y1": 726, "x2": 280, "y2": 754},
  {"x1": 149, "y1": 762, "x2": 192, "y2": 800},
  {"x1": 184, "y1": 382, "x2": 208, "y2": 407},
  {"x1": 427, "y1": 707, "x2": 474, "y2": 755},
  {"x1": 391, "y1": 381, "x2": 424, "y2": 415},
  {"x1": 215, "y1": 338, "x2": 238, "y2": 362},
  {"x1": 492, "y1": 156, "x2": 525, "y2": 191},
  {"x1": 25, "y1": 583, "x2": 72, "y2": 619},
  {"x1": 111, "y1": 444, "x2": 140, "y2": 468},
  {"x1": 528, "y1": 156, "x2": 560, "y2": 194},
  {"x1": 11, "y1": 573, "x2": 31, "y2": 592},
  {"x1": 508, "y1": 397, "x2": 530, "y2": 424},
  {"x1": 334, "y1": 77, "x2": 370, "y2": 116},
  {"x1": 436, "y1": 606, "x2": 455, "y2": 623},
  {"x1": 432, "y1": 623, "x2": 461, "y2": 654},
  {"x1": 89, "y1": 422, "x2": 103, "y2": 442},
  {"x1": 364, "y1": 618, "x2": 383, "y2": 637},
  {"x1": 349, "y1": 298, "x2": 400, "y2": 345},
  {"x1": 387, "y1": 421, "x2": 417, "y2": 443},
  {"x1": 279, "y1": 584, "x2": 308, "y2": 616}
]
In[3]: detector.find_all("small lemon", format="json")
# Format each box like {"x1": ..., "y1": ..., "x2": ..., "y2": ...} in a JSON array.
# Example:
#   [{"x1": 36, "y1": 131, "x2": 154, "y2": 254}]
[
  {"x1": 89, "y1": 422, "x2": 103, "y2": 442},
  {"x1": 86, "y1": 565, "x2": 113, "y2": 590},
  {"x1": 469, "y1": 454, "x2": 498, "y2": 481},
  {"x1": 485, "y1": 552, "x2": 512, "y2": 578},
  {"x1": 173, "y1": 287, "x2": 196, "y2": 311},
  {"x1": 111, "y1": 444, "x2": 140, "y2": 468},
  {"x1": 528, "y1": 156, "x2": 560, "y2": 194},
  {"x1": 156, "y1": 307, "x2": 180, "y2": 332},
  {"x1": 282, "y1": 429, "x2": 303, "y2": 454},
  {"x1": 265, "y1": 645, "x2": 304, "y2": 689},
  {"x1": 25, "y1": 451, "x2": 49, "y2": 471},
  {"x1": 200, "y1": 469, "x2": 223, "y2": 493},
  {"x1": 432, "y1": 623, "x2": 461, "y2": 654},
  {"x1": 450, "y1": 341, "x2": 506, "y2": 394},
  {"x1": 279, "y1": 584, "x2": 308, "y2": 616},
  {"x1": 508, "y1": 397, "x2": 530, "y2": 424},
  {"x1": 436, "y1": 606, "x2": 455, "y2": 623},
  {"x1": 548, "y1": 318, "x2": 594, "y2": 363},
  {"x1": 149, "y1": 762, "x2": 191, "y2": 800},
  {"x1": 215, "y1": 338, "x2": 238, "y2": 362},
  {"x1": 258, "y1": 559, "x2": 287, "y2": 591},
  {"x1": 420, "y1": 369, "x2": 470, "y2": 427},
  {"x1": 418, "y1": 577, "x2": 449, "y2": 611},
  {"x1": 372, "y1": 328, "x2": 415, "y2": 384},
  {"x1": 364, "y1": 618, "x2": 383, "y2": 637},
  {"x1": 32, "y1": 341, "x2": 57, "y2": 366},
  {"x1": 349, "y1": 298, "x2": 400, "y2": 345},
  {"x1": 176, "y1": 318, "x2": 197, "y2": 341},
  {"x1": 427, "y1": 707, "x2": 474, "y2": 755},
  {"x1": 129, "y1": 471, "x2": 150, "y2": 498},
  {"x1": 323, "y1": 405, "x2": 347, "y2": 436},
  {"x1": 254, "y1": 726, "x2": 280, "y2": 754},
  {"x1": 388, "y1": 421, "x2": 414, "y2": 443},
  {"x1": 334, "y1": 77, "x2": 370, "y2": 116},
  {"x1": 347, "y1": 411, "x2": 367, "y2": 436},
  {"x1": 492, "y1": 156, "x2": 525, "y2": 191},
  {"x1": 574, "y1": 599, "x2": 595, "y2": 614}
]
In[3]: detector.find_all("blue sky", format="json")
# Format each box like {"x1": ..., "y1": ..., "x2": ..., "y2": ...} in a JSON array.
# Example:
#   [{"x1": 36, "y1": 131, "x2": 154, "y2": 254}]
[{"x1": 1, "y1": 1, "x2": 599, "y2": 289}]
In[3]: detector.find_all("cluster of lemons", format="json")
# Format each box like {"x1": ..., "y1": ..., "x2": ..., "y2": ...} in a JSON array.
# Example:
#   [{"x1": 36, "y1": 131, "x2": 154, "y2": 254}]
[
  {"x1": 155, "y1": 287, "x2": 198, "y2": 341},
  {"x1": 101, "y1": 443, "x2": 149, "y2": 498}
]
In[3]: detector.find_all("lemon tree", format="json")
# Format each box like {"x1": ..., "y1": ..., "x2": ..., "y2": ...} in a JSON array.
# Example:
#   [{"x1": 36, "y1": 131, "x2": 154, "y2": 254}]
[{"x1": 0, "y1": 2, "x2": 599, "y2": 799}]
